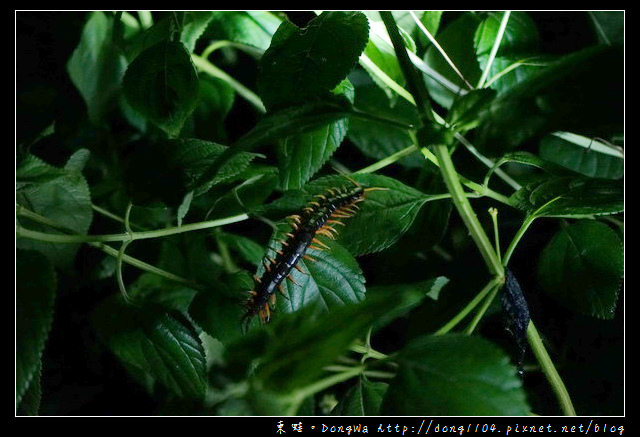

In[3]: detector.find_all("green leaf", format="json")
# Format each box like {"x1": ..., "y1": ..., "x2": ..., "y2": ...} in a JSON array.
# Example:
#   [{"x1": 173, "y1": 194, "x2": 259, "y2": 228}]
[
  {"x1": 92, "y1": 297, "x2": 207, "y2": 399},
  {"x1": 254, "y1": 235, "x2": 366, "y2": 317},
  {"x1": 16, "y1": 250, "x2": 56, "y2": 407},
  {"x1": 537, "y1": 220, "x2": 623, "y2": 319},
  {"x1": 192, "y1": 76, "x2": 236, "y2": 143},
  {"x1": 180, "y1": 12, "x2": 215, "y2": 53},
  {"x1": 261, "y1": 174, "x2": 430, "y2": 256},
  {"x1": 447, "y1": 88, "x2": 496, "y2": 132},
  {"x1": 476, "y1": 45, "x2": 623, "y2": 153},
  {"x1": 203, "y1": 11, "x2": 282, "y2": 51},
  {"x1": 189, "y1": 272, "x2": 251, "y2": 345},
  {"x1": 382, "y1": 334, "x2": 529, "y2": 415},
  {"x1": 124, "y1": 138, "x2": 257, "y2": 206},
  {"x1": 332, "y1": 378, "x2": 388, "y2": 416},
  {"x1": 217, "y1": 232, "x2": 266, "y2": 267},
  {"x1": 367, "y1": 277, "x2": 449, "y2": 332},
  {"x1": 16, "y1": 155, "x2": 93, "y2": 269},
  {"x1": 588, "y1": 11, "x2": 624, "y2": 45},
  {"x1": 474, "y1": 11, "x2": 540, "y2": 93},
  {"x1": 192, "y1": 96, "x2": 352, "y2": 191},
  {"x1": 539, "y1": 132, "x2": 623, "y2": 180},
  {"x1": 423, "y1": 13, "x2": 481, "y2": 108},
  {"x1": 226, "y1": 289, "x2": 416, "y2": 394},
  {"x1": 276, "y1": 80, "x2": 354, "y2": 190},
  {"x1": 258, "y1": 11, "x2": 369, "y2": 110},
  {"x1": 348, "y1": 75, "x2": 422, "y2": 168},
  {"x1": 510, "y1": 176, "x2": 623, "y2": 218},
  {"x1": 67, "y1": 12, "x2": 127, "y2": 125},
  {"x1": 338, "y1": 174, "x2": 431, "y2": 255},
  {"x1": 122, "y1": 41, "x2": 199, "y2": 137},
  {"x1": 16, "y1": 153, "x2": 67, "y2": 189},
  {"x1": 17, "y1": 361, "x2": 42, "y2": 415}
]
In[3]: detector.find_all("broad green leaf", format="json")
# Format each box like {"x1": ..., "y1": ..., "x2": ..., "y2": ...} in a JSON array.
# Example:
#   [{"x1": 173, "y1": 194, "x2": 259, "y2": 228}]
[
  {"x1": 332, "y1": 378, "x2": 388, "y2": 416},
  {"x1": 253, "y1": 233, "x2": 366, "y2": 319},
  {"x1": 347, "y1": 75, "x2": 422, "y2": 168},
  {"x1": 258, "y1": 11, "x2": 369, "y2": 110},
  {"x1": 423, "y1": 13, "x2": 482, "y2": 109},
  {"x1": 484, "y1": 151, "x2": 570, "y2": 189},
  {"x1": 180, "y1": 12, "x2": 215, "y2": 53},
  {"x1": 189, "y1": 272, "x2": 251, "y2": 345},
  {"x1": 217, "y1": 232, "x2": 266, "y2": 267},
  {"x1": 382, "y1": 334, "x2": 529, "y2": 415},
  {"x1": 474, "y1": 11, "x2": 540, "y2": 93},
  {"x1": 476, "y1": 45, "x2": 623, "y2": 153},
  {"x1": 203, "y1": 11, "x2": 282, "y2": 51},
  {"x1": 122, "y1": 41, "x2": 199, "y2": 137},
  {"x1": 17, "y1": 361, "x2": 42, "y2": 415},
  {"x1": 510, "y1": 176, "x2": 623, "y2": 218},
  {"x1": 360, "y1": 13, "x2": 417, "y2": 100},
  {"x1": 123, "y1": 16, "x2": 172, "y2": 60},
  {"x1": 447, "y1": 88, "x2": 496, "y2": 133},
  {"x1": 539, "y1": 133, "x2": 623, "y2": 180},
  {"x1": 191, "y1": 76, "x2": 236, "y2": 143},
  {"x1": 16, "y1": 250, "x2": 56, "y2": 407},
  {"x1": 588, "y1": 11, "x2": 624, "y2": 45},
  {"x1": 16, "y1": 155, "x2": 93, "y2": 269},
  {"x1": 260, "y1": 174, "x2": 431, "y2": 256},
  {"x1": 169, "y1": 139, "x2": 258, "y2": 195},
  {"x1": 16, "y1": 153, "x2": 67, "y2": 189},
  {"x1": 92, "y1": 297, "x2": 207, "y2": 399},
  {"x1": 337, "y1": 174, "x2": 431, "y2": 255},
  {"x1": 124, "y1": 138, "x2": 258, "y2": 206},
  {"x1": 199, "y1": 165, "x2": 279, "y2": 220},
  {"x1": 367, "y1": 276, "x2": 449, "y2": 332},
  {"x1": 128, "y1": 272, "x2": 198, "y2": 314},
  {"x1": 537, "y1": 220, "x2": 623, "y2": 319},
  {"x1": 192, "y1": 96, "x2": 352, "y2": 190},
  {"x1": 225, "y1": 288, "x2": 419, "y2": 394},
  {"x1": 276, "y1": 80, "x2": 354, "y2": 190},
  {"x1": 67, "y1": 11, "x2": 127, "y2": 125}
]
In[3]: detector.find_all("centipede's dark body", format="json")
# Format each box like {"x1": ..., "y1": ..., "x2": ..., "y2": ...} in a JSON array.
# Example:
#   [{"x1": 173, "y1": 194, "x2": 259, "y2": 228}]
[{"x1": 244, "y1": 184, "x2": 366, "y2": 324}]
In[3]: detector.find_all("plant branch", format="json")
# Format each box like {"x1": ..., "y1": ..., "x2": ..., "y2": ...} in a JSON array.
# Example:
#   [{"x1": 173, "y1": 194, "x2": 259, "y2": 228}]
[
  {"x1": 527, "y1": 321, "x2": 577, "y2": 415},
  {"x1": 476, "y1": 11, "x2": 511, "y2": 88},
  {"x1": 16, "y1": 213, "x2": 249, "y2": 244}
]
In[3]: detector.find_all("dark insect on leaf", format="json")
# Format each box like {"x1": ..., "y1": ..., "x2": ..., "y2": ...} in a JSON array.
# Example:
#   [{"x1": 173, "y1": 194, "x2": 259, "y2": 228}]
[{"x1": 501, "y1": 269, "x2": 530, "y2": 375}]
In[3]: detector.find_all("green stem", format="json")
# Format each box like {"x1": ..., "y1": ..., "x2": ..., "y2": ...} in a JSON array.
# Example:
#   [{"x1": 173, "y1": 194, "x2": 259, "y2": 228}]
[
  {"x1": 292, "y1": 366, "x2": 364, "y2": 404},
  {"x1": 476, "y1": 11, "x2": 511, "y2": 89},
  {"x1": 88, "y1": 241, "x2": 200, "y2": 288},
  {"x1": 502, "y1": 214, "x2": 536, "y2": 267},
  {"x1": 354, "y1": 145, "x2": 419, "y2": 175},
  {"x1": 191, "y1": 54, "x2": 266, "y2": 113},
  {"x1": 419, "y1": 146, "x2": 512, "y2": 206},
  {"x1": 16, "y1": 213, "x2": 249, "y2": 244},
  {"x1": 435, "y1": 276, "x2": 503, "y2": 335},
  {"x1": 433, "y1": 144, "x2": 504, "y2": 276},
  {"x1": 465, "y1": 281, "x2": 502, "y2": 335},
  {"x1": 527, "y1": 322, "x2": 576, "y2": 416}
]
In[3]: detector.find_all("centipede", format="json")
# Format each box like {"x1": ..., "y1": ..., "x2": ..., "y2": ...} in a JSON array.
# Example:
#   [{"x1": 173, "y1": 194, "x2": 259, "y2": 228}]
[{"x1": 243, "y1": 179, "x2": 382, "y2": 326}]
